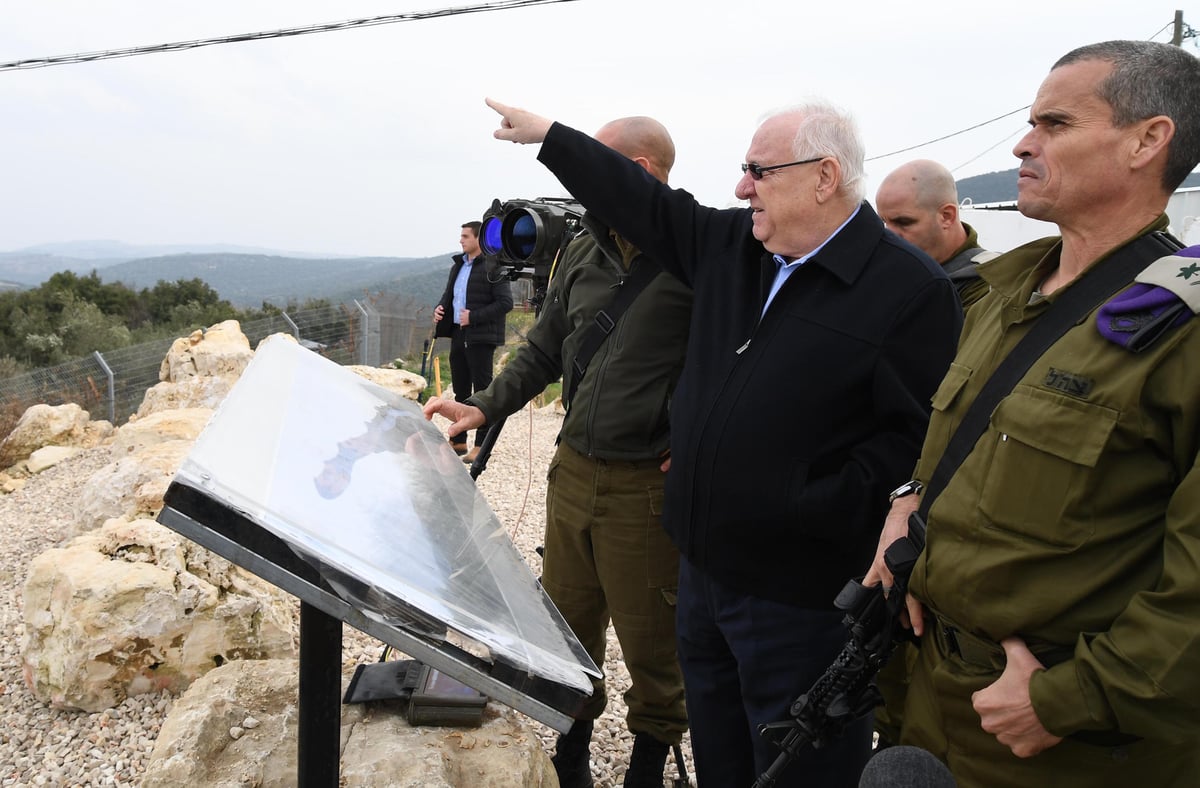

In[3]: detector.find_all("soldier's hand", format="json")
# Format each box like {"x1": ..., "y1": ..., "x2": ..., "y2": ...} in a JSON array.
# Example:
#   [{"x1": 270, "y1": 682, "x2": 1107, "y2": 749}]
[
  {"x1": 865, "y1": 495, "x2": 920, "y2": 589},
  {"x1": 487, "y1": 98, "x2": 553, "y2": 144},
  {"x1": 972, "y1": 637, "x2": 1064, "y2": 758},
  {"x1": 422, "y1": 396, "x2": 486, "y2": 437}
]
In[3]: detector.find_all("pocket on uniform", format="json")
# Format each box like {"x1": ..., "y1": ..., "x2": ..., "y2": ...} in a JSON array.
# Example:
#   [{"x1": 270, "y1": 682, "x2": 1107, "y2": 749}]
[
  {"x1": 931, "y1": 362, "x2": 973, "y2": 412},
  {"x1": 645, "y1": 485, "x2": 680, "y2": 588},
  {"x1": 978, "y1": 385, "x2": 1118, "y2": 549}
]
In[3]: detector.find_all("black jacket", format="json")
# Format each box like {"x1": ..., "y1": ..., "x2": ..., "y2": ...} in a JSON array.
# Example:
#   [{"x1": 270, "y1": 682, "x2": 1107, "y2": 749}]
[
  {"x1": 434, "y1": 253, "x2": 513, "y2": 346},
  {"x1": 539, "y1": 122, "x2": 962, "y2": 608}
]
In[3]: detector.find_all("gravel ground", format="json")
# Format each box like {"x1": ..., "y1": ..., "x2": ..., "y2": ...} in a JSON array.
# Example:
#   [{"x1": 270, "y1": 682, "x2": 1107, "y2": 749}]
[{"x1": 0, "y1": 404, "x2": 695, "y2": 787}]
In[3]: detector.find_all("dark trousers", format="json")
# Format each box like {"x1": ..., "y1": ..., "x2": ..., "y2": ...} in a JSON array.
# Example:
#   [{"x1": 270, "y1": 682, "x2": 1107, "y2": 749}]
[
  {"x1": 447, "y1": 327, "x2": 496, "y2": 446},
  {"x1": 676, "y1": 558, "x2": 872, "y2": 788}
]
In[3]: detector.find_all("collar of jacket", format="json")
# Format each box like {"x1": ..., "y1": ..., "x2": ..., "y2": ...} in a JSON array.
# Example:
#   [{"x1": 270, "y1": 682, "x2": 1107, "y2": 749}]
[
  {"x1": 582, "y1": 211, "x2": 642, "y2": 275},
  {"x1": 978, "y1": 213, "x2": 1171, "y2": 300},
  {"x1": 793, "y1": 200, "x2": 886, "y2": 286}
]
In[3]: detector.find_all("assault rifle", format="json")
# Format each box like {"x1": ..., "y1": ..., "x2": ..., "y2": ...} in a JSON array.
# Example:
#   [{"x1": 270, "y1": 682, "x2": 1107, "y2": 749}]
[{"x1": 752, "y1": 514, "x2": 927, "y2": 787}]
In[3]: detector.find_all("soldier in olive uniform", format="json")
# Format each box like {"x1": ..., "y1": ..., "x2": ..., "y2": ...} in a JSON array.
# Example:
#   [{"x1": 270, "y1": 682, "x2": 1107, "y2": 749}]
[
  {"x1": 866, "y1": 40, "x2": 1200, "y2": 787},
  {"x1": 875, "y1": 159, "x2": 998, "y2": 311}
]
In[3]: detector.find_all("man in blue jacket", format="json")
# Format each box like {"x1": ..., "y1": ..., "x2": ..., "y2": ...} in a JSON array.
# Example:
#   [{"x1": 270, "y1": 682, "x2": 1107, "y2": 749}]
[{"x1": 485, "y1": 98, "x2": 962, "y2": 787}]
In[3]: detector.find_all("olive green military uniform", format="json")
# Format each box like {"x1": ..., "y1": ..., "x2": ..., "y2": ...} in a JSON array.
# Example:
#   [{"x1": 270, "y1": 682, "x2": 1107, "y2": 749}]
[
  {"x1": 941, "y1": 222, "x2": 997, "y2": 311},
  {"x1": 874, "y1": 223, "x2": 999, "y2": 746},
  {"x1": 902, "y1": 217, "x2": 1200, "y2": 786},
  {"x1": 469, "y1": 216, "x2": 692, "y2": 744}
]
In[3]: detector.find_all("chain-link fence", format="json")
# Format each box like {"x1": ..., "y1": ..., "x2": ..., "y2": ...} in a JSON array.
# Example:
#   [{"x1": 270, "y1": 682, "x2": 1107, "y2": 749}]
[{"x1": 0, "y1": 296, "x2": 429, "y2": 436}]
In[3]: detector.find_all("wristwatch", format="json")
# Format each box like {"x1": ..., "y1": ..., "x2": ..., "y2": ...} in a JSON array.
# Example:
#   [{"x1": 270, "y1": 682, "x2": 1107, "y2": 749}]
[{"x1": 888, "y1": 479, "x2": 924, "y2": 504}]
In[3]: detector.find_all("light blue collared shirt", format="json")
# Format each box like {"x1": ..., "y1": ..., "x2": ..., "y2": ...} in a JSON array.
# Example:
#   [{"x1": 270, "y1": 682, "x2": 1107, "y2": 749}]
[
  {"x1": 761, "y1": 204, "x2": 861, "y2": 317},
  {"x1": 452, "y1": 256, "x2": 474, "y2": 325}
]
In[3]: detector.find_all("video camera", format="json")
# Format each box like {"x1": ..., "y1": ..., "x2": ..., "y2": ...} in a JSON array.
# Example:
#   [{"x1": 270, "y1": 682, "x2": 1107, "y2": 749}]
[{"x1": 480, "y1": 197, "x2": 584, "y2": 311}]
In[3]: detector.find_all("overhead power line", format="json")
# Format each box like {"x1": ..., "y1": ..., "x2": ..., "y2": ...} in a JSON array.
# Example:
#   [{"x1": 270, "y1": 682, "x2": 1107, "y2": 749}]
[
  {"x1": 865, "y1": 105, "x2": 1030, "y2": 163},
  {"x1": 869, "y1": 15, "x2": 1193, "y2": 170},
  {"x1": 0, "y1": 0, "x2": 578, "y2": 72}
]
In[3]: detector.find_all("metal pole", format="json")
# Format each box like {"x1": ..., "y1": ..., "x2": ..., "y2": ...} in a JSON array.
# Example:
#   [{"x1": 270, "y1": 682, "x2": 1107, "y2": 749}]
[
  {"x1": 297, "y1": 601, "x2": 342, "y2": 788},
  {"x1": 92, "y1": 350, "x2": 115, "y2": 423},
  {"x1": 281, "y1": 311, "x2": 301, "y2": 341},
  {"x1": 353, "y1": 300, "x2": 370, "y2": 365}
]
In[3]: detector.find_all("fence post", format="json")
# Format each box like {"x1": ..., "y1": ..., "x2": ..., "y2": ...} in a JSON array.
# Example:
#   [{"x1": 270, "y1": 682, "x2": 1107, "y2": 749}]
[
  {"x1": 353, "y1": 300, "x2": 370, "y2": 366},
  {"x1": 92, "y1": 350, "x2": 116, "y2": 424},
  {"x1": 281, "y1": 312, "x2": 301, "y2": 341}
]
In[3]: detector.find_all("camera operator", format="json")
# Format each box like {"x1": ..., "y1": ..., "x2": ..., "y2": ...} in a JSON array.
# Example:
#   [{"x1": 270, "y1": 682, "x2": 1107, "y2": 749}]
[{"x1": 423, "y1": 116, "x2": 691, "y2": 788}]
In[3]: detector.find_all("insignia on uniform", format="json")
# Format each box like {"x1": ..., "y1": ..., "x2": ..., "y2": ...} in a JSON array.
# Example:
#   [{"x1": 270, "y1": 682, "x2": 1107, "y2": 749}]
[
  {"x1": 1044, "y1": 367, "x2": 1094, "y2": 398},
  {"x1": 1135, "y1": 247, "x2": 1200, "y2": 312},
  {"x1": 1095, "y1": 245, "x2": 1200, "y2": 352}
]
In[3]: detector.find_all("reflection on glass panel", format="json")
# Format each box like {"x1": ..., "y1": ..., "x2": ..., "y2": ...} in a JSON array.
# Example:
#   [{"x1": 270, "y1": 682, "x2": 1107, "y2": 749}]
[{"x1": 172, "y1": 336, "x2": 598, "y2": 694}]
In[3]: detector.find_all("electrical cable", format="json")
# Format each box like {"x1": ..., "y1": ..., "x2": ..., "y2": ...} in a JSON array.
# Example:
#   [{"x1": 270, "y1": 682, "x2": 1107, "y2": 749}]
[
  {"x1": 865, "y1": 105, "x2": 1030, "y2": 163},
  {"x1": 867, "y1": 16, "x2": 1188, "y2": 166},
  {"x1": 0, "y1": 0, "x2": 578, "y2": 72},
  {"x1": 950, "y1": 124, "x2": 1028, "y2": 173}
]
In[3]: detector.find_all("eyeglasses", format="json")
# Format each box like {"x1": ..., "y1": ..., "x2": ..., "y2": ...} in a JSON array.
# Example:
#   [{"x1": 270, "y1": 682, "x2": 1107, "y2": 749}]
[{"x1": 740, "y1": 157, "x2": 824, "y2": 181}]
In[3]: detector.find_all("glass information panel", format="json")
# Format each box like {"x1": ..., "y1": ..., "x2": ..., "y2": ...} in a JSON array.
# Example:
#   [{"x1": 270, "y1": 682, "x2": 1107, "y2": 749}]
[{"x1": 159, "y1": 336, "x2": 597, "y2": 726}]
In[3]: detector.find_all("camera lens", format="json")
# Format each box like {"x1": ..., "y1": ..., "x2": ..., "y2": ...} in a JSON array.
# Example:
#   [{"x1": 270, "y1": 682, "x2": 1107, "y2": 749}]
[
  {"x1": 503, "y1": 209, "x2": 541, "y2": 260},
  {"x1": 480, "y1": 216, "x2": 504, "y2": 256}
]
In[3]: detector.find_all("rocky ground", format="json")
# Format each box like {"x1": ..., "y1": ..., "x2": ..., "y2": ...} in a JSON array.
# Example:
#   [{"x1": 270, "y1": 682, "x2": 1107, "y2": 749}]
[{"x1": 0, "y1": 404, "x2": 695, "y2": 787}]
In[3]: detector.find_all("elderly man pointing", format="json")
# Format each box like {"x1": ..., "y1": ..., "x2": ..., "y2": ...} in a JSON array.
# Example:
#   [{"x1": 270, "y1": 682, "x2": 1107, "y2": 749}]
[{"x1": 488, "y1": 97, "x2": 961, "y2": 787}]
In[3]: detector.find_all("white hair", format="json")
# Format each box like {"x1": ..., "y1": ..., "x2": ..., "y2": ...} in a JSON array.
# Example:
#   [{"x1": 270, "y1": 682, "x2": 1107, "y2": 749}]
[{"x1": 762, "y1": 100, "x2": 866, "y2": 203}]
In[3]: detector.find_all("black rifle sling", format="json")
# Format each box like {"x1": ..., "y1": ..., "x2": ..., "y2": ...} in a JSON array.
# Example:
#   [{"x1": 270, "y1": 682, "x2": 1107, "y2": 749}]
[
  {"x1": 565, "y1": 256, "x2": 663, "y2": 408},
  {"x1": 917, "y1": 230, "x2": 1182, "y2": 521}
]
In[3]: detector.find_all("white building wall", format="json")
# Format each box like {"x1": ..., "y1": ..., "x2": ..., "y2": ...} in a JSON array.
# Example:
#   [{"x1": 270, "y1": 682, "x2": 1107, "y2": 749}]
[{"x1": 960, "y1": 186, "x2": 1200, "y2": 253}]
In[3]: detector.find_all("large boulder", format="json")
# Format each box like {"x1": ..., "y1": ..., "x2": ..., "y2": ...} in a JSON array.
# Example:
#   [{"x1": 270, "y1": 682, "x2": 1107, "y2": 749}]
[
  {"x1": 159, "y1": 319, "x2": 253, "y2": 382},
  {"x1": 142, "y1": 659, "x2": 555, "y2": 787},
  {"x1": 73, "y1": 440, "x2": 193, "y2": 533},
  {"x1": 21, "y1": 518, "x2": 297, "y2": 713},
  {"x1": 138, "y1": 321, "x2": 254, "y2": 418},
  {"x1": 0, "y1": 402, "x2": 113, "y2": 468},
  {"x1": 346, "y1": 365, "x2": 426, "y2": 402},
  {"x1": 109, "y1": 407, "x2": 212, "y2": 456}
]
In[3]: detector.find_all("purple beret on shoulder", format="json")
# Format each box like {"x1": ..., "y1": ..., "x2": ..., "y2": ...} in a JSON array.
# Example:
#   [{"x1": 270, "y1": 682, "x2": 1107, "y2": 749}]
[{"x1": 1096, "y1": 245, "x2": 1200, "y2": 351}]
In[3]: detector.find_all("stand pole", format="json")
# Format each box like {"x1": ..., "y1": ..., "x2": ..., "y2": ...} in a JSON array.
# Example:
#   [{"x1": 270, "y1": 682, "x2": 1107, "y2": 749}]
[{"x1": 298, "y1": 601, "x2": 342, "y2": 787}]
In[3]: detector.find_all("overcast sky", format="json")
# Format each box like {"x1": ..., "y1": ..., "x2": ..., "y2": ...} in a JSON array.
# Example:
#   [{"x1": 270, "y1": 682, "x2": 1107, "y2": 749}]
[{"x1": 0, "y1": 1, "x2": 1195, "y2": 258}]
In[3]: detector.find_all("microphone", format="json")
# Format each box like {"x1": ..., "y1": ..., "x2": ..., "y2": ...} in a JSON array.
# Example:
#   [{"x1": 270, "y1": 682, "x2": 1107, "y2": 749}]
[{"x1": 858, "y1": 746, "x2": 956, "y2": 787}]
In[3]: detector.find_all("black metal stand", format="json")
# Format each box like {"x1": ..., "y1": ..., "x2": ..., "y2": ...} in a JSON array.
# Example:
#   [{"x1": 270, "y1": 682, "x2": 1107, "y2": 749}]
[{"x1": 298, "y1": 601, "x2": 342, "y2": 788}]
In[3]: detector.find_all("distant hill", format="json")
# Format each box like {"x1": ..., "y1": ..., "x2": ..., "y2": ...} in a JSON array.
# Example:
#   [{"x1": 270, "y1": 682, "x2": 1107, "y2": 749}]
[
  {"x1": 0, "y1": 244, "x2": 456, "y2": 308},
  {"x1": 957, "y1": 168, "x2": 1200, "y2": 204},
  {"x1": 10, "y1": 239, "x2": 351, "y2": 260},
  {"x1": 95, "y1": 253, "x2": 452, "y2": 308}
]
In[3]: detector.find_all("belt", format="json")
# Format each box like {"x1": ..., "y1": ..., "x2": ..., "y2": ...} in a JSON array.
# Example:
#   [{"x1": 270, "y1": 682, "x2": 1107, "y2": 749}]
[{"x1": 930, "y1": 613, "x2": 1140, "y2": 748}]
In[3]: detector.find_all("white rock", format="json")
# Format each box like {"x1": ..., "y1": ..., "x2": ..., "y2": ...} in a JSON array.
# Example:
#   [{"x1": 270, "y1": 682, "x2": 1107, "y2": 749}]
[{"x1": 21, "y1": 518, "x2": 297, "y2": 713}]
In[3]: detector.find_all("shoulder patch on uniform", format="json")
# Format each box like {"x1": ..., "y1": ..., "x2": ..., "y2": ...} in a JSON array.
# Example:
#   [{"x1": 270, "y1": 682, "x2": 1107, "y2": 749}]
[
  {"x1": 970, "y1": 250, "x2": 1002, "y2": 265},
  {"x1": 1097, "y1": 247, "x2": 1200, "y2": 352},
  {"x1": 1133, "y1": 246, "x2": 1200, "y2": 314}
]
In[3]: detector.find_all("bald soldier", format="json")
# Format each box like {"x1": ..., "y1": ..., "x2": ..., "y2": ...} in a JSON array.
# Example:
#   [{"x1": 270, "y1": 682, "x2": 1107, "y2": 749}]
[
  {"x1": 425, "y1": 117, "x2": 691, "y2": 788},
  {"x1": 876, "y1": 159, "x2": 996, "y2": 308},
  {"x1": 866, "y1": 40, "x2": 1200, "y2": 787}
]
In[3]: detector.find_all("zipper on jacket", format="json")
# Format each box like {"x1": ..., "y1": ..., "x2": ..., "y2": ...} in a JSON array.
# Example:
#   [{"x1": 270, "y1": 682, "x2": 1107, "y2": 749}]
[{"x1": 735, "y1": 338, "x2": 751, "y2": 354}]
